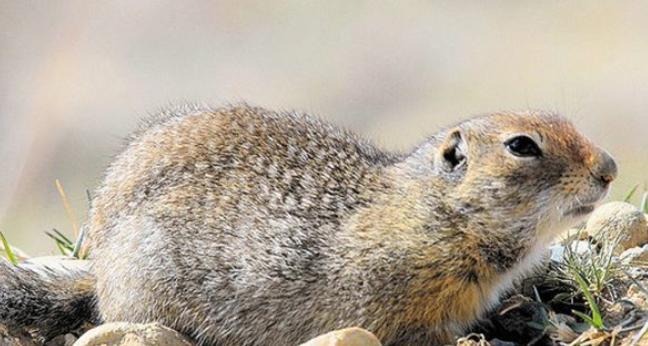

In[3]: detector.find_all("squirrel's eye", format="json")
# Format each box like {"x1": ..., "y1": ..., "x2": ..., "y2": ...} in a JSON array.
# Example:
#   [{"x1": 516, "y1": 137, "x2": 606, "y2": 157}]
[{"x1": 505, "y1": 136, "x2": 542, "y2": 157}]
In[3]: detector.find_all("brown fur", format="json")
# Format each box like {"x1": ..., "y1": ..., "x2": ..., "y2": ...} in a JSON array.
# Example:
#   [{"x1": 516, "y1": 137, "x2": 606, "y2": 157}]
[{"x1": 0, "y1": 104, "x2": 616, "y2": 345}]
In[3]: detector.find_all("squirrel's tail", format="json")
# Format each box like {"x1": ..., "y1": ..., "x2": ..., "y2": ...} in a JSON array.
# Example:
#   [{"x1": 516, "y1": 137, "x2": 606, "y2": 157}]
[{"x1": 0, "y1": 257, "x2": 96, "y2": 339}]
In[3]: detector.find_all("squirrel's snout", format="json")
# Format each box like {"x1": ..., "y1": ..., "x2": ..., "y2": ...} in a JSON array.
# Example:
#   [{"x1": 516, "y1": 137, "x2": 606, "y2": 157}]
[{"x1": 591, "y1": 150, "x2": 617, "y2": 186}]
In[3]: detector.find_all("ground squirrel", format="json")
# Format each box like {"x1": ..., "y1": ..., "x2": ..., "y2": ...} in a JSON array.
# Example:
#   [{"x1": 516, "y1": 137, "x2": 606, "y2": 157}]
[{"x1": 0, "y1": 104, "x2": 617, "y2": 345}]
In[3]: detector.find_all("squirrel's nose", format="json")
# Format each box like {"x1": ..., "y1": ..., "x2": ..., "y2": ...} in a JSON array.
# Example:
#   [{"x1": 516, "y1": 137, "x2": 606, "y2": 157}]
[{"x1": 591, "y1": 149, "x2": 617, "y2": 186}]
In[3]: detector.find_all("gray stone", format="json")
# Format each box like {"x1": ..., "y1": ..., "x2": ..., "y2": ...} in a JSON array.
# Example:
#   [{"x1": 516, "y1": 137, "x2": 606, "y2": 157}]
[
  {"x1": 620, "y1": 244, "x2": 648, "y2": 265},
  {"x1": 299, "y1": 327, "x2": 382, "y2": 346},
  {"x1": 74, "y1": 322, "x2": 193, "y2": 346},
  {"x1": 585, "y1": 202, "x2": 647, "y2": 252}
]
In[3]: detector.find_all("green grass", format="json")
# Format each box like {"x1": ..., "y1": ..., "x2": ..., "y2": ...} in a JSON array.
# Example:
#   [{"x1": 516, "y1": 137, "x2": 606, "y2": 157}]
[
  {"x1": 54, "y1": 180, "x2": 89, "y2": 259},
  {"x1": 624, "y1": 184, "x2": 640, "y2": 202},
  {"x1": 1, "y1": 180, "x2": 89, "y2": 264},
  {"x1": 543, "y1": 183, "x2": 648, "y2": 343},
  {"x1": 553, "y1": 226, "x2": 623, "y2": 303},
  {"x1": 0, "y1": 231, "x2": 18, "y2": 265},
  {"x1": 624, "y1": 184, "x2": 648, "y2": 213},
  {"x1": 45, "y1": 228, "x2": 76, "y2": 256},
  {"x1": 570, "y1": 270, "x2": 605, "y2": 330}
]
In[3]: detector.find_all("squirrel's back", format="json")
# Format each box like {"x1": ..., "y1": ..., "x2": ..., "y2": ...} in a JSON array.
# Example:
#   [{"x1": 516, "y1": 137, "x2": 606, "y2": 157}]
[
  {"x1": 87, "y1": 105, "x2": 401, "y2": 345},
  {"x1": 93, "y1": 104, "x2": 397, "y2": 227}
]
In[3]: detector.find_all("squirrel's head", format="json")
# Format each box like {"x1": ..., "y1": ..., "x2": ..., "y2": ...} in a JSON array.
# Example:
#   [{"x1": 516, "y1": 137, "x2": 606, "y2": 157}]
[{"x1": 406, "y1": 111, "x2": 616, "y2": 243}]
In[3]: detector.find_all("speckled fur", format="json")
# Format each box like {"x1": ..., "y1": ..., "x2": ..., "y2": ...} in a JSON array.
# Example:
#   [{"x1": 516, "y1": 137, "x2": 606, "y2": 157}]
[
  {"x1": 0, "y1": 260, "x2": 95, "y2": 339},
  {"x1": 0, "y1": 105, "x2": 616, "y2": 345}
]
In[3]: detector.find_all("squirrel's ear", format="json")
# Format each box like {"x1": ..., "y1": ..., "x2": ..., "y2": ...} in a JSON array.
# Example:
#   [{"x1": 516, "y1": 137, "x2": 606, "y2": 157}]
[{"x1": 437, "y1": 128, "x2": 467, "y2": 172}]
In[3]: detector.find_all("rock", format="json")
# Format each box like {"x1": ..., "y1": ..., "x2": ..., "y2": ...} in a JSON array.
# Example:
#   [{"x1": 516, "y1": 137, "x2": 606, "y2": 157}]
[
  {"x1": 625, "y1": 280, "x2": 648, "y2": 311},
  {"x1": 620, "y1": 244, "x2": 648, "y2": 265},
  {"x1": 0, "y1": 324, "x2": 37, "y2": 346},
  {"x1": 45, "y1": 333, "x2": 77, "y2": 346},
  {"x1": 548, "y1": 240, "x2": 594, "y2": 263},
  {"x1": 455, "y1": 333, "x2": 489, "y2": 346},
  {"x1": 548, "y1": 244, "x2": 565, "y2": 262},
  {"x1": 620, "y1": 329, "x2": 648, "y2": 346},
  {"x1": 488, "y1": 338, "x2": 518, "y2": 346},
  {"x1": 74, "y1": 322, "x2": 193, "y2": 346},
  {"x1": 585, "y1": 202, "x2": 647, "y2": 252},
  {"x1": 299, "y1": 328, "x2": 382, "y2": 346}
]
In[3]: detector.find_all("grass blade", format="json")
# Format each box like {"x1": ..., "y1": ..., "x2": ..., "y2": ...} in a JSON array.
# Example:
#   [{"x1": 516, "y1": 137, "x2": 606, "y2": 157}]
[
  {"x1": 640, "y1": 191, "x2": 648, "y2": 214},
  {"x1": 54, "y1": 241, "x2": 70, "y2": 256},
  {"x1": 624, "y1": 184, "x2": 639, "y2": 202},
  {"x1": 572, "y1": 270, "x2": 605, "y2": 330},
  {"x1": 72, "y1": 227, "x2": 87, "y2": 259},
  {"x1": 45, "y1": 231, "x2": 74, "y2": 252},
  {"x1": 55, "y1": 179, "x2": 80, "y2": 238},
  {"x1": 51, "y1": 228, "x2": 73, "y2": 245},
  {"x1": 0, "y1": 232, "x2": 18, "y2": 265},
  {"x1": 572, "y1": 310, "x2": 596, "y2": 327}
]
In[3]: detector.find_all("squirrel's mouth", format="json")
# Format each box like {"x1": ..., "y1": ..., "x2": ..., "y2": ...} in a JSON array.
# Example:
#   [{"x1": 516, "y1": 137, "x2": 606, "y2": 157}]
[
  {"x1": 563, "y1": 204, "x2": 596, "y2": 217},
  {"x1": 562, "y1": 186, "x2": 609, "y2": 218}
]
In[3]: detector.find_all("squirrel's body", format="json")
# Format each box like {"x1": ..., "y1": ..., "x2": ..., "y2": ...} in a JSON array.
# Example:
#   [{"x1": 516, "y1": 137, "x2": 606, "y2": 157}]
[{"x1": 0, "y1": 104, "x2": 616, "y2": 345}]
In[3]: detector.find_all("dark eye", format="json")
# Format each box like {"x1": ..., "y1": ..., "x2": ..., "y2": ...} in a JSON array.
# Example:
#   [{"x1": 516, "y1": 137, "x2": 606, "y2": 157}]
[{"x1": 505, "y1": 136, "x2": 542, "y2": 157}]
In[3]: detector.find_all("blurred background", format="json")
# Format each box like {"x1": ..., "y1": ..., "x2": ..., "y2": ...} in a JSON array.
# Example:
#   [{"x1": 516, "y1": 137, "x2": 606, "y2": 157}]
[{"x1": 0, "y1": 1, "x2": 646, "y2": 255}]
